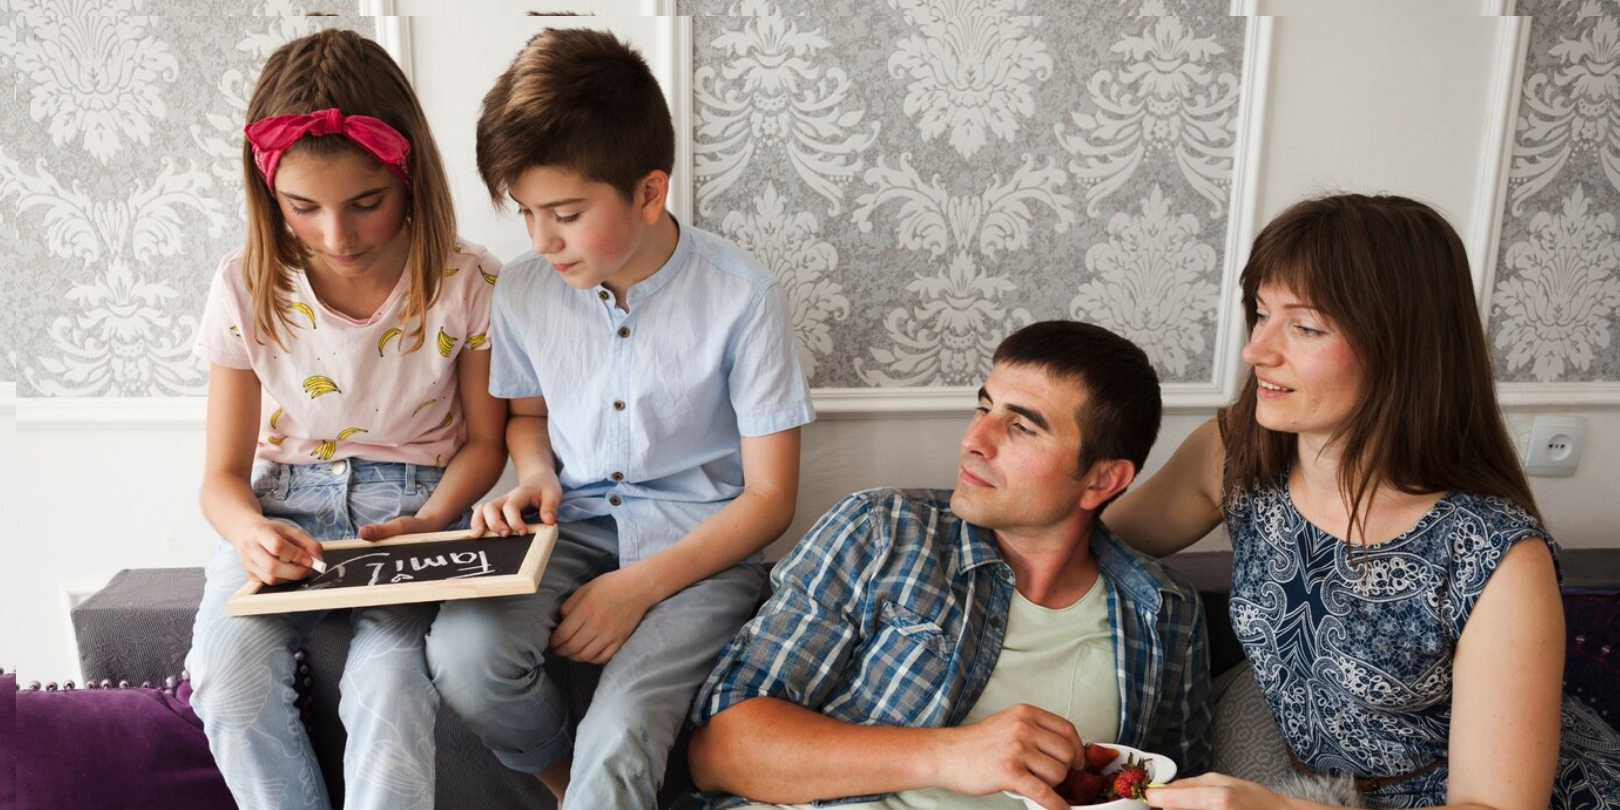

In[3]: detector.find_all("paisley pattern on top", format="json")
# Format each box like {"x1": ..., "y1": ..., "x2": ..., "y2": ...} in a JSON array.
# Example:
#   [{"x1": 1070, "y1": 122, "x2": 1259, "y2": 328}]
[{"x1": 1226, "y1": 477, "x2": 1620, "y2": 808}]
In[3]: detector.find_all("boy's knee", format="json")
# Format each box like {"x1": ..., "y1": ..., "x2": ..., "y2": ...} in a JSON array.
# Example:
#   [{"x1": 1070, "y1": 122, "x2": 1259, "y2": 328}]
[{"x1": 426, "y1": 620, "x2": 539, "y2": 710}]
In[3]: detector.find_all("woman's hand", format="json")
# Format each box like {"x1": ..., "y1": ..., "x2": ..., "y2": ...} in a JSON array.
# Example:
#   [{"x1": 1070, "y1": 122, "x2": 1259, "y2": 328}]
[
  {"x1": 471, "y1": 473, "x2": 562, "y2": 537},
  {"x1": 549, "y1": 568, "x2": 656, "y2": 665},
  {"x1": 1145, "y1": 773, "x2": 1297, "y2": 810},
  {"x1": 233, "y1": 520, "x2": 324, "y2": 585}
]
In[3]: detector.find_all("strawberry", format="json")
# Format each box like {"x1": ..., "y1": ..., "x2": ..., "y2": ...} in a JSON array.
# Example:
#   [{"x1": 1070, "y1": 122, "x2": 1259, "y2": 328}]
[
  {"x1": 1058, "y1": 767, "x2": 1107, "y2": 805},
  {"x1": 1083, "y1": 743, "x2": 1117, "y2": 774},
  {"x1": 1106, "y1": 757, "x2": 1151, "y2": 801}
]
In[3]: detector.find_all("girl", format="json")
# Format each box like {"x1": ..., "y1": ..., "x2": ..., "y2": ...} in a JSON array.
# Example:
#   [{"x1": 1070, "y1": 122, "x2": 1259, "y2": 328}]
[
  {"x1": 185, "y1": 29, "x2": 506, "y2": 810},
  {"x1": 1109, "y1": 193, "x2": 1620, "y2": 810}
]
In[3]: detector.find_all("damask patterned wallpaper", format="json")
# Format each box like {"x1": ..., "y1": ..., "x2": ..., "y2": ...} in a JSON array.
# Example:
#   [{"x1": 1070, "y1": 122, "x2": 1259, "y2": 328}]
[
  {"x1": 682, "y1": 1, "x2": 1246, "y2": 388},
  {"x1": 0, "y1": 3, "x2": 366, "y2": 396},
  {"x1": 4, "y1": 6, "x2": 1614, "y2": 397},
  {"x1": 1493, "y1": 1, "x2": 1620, "y2": 383}
]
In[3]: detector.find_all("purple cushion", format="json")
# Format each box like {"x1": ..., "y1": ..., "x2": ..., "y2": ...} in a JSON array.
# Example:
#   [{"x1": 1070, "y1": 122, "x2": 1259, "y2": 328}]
[
  {"x1": 12, "y1": 675, "x2": 236, "y2": 810},
  {"x1": 1564, "y1": 592, "x2": 1620, "y2": 731}
]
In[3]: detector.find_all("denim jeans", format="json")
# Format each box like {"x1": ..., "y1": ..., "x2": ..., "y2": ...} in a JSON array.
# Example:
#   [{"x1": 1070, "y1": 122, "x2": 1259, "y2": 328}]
[
  {"x1": 427, "y1": 516, "x2": 765, "y2": 810},
  {"x1": 187, "y1": 459, "x2": 466, "y2": 810}
]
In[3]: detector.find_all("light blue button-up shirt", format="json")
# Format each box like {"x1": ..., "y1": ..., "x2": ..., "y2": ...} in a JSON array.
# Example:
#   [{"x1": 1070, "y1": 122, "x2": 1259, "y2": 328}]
[{"x1": 488, "y1": 220, "x2": 815, "y2": 563}]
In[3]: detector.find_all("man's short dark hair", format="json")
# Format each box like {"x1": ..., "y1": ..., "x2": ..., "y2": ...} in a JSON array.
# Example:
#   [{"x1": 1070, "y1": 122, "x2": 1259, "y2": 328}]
[
  {"x1": 993, "y1": 321, "x2": 1162, "y2": 476},
  {"x1": 476, "y1": 27, "x2": 674, "y2": 202}
]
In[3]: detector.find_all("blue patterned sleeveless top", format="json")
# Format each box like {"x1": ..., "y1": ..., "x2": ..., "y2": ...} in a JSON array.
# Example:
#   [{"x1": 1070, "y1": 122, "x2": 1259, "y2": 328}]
[{"x1": 1226, "y1": 478, "x2": 1550, "y2": 805}]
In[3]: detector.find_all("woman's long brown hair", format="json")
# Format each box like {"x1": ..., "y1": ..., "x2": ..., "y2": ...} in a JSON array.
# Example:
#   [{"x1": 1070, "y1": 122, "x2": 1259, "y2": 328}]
[
  {"x1": 240, "y1": 28, "x2": 455, "y2": 353},
  {"x1": 1221, "y1": 194, "x2": 1541, "y2": 544}
]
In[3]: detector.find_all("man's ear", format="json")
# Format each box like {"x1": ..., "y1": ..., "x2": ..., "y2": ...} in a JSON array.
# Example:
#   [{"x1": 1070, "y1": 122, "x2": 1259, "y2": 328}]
[
  {"x1": 636, "y1": 170, "x2": 670, "y2": 222},
  {"x1": 1079, "y1": 458, "x2": 1136, "y2": 511}
]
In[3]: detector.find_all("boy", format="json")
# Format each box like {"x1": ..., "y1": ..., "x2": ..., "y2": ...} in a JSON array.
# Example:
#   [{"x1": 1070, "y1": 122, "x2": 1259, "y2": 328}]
[{"x1": 425, "y1": 27, "x2": 814, "y2": 810}]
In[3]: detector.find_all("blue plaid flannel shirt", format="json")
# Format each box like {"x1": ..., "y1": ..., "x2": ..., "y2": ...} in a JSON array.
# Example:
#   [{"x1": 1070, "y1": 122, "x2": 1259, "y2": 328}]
[{"x1": 685, "y1": 488, "x2": 1212, "y2": 809}]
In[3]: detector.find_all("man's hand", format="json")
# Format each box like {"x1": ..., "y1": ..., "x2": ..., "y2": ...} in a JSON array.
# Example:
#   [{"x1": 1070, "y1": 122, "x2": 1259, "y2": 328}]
[
  {"x1": 232, "y1": 519, "x2": 324, "y2": 585},
  {"x1": 927, "y1": 704, "x2": 1082, "y2": 810},
  {"x1": 550, "y1": 568, "x2": 656, "y2": 664},
  {"x1": 471, "y1": 473, "x2": 562, "y2": 536}
]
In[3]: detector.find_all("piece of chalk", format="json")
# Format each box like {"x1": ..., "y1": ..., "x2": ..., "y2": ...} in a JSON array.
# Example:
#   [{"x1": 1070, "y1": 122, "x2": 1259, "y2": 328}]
[{"x1": 310, "y1": 559, "x2": 328, "y2": 574}]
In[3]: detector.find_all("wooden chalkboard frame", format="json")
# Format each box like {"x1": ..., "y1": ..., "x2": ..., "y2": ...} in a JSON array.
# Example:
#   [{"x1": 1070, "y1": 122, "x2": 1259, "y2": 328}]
[{"x1": 224, "y1": 526, "x2": 557, "y2": 616}]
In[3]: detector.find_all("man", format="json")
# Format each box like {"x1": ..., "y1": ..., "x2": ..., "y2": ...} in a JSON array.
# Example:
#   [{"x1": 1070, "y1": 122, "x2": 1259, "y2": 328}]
[{"x1": 683, "y1": 321, "x2": 1211, "y2": 810}]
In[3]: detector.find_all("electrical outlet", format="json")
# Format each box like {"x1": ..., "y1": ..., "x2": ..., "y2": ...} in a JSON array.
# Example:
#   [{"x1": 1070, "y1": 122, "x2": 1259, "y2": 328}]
[{"x1": 1523, "y1": 415, "x2": 1587, "y2": 477}]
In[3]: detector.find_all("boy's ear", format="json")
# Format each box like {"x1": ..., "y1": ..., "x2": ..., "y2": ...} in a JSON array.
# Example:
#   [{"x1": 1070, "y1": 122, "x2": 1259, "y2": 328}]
[{"x1": 636, "y1": 170, "x2": 670, "y2": 223}]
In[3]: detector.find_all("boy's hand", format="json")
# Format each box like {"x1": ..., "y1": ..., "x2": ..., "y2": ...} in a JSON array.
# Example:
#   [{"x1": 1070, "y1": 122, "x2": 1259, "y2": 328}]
[
  {"x1": 233, "y1": 520, "x2": 324, "y2": 585},
  {"x1": 471, "y1": 475, "x2": 561, "y2": 537},
  {"x1": 927, "y1": 704, "x2": 1082, "y2": 810},
  {"x1": 550, "y1": 569, "x2": 655, "y2": 665},
  {"x1": 358, "y1": 515, "x2": 442, "y2": 542}
]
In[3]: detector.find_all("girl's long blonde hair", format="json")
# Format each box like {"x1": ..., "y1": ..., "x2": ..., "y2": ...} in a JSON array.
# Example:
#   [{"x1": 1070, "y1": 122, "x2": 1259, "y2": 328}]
[{"x1": 241, "y1": 28, "x2": 455, "y2": 353}]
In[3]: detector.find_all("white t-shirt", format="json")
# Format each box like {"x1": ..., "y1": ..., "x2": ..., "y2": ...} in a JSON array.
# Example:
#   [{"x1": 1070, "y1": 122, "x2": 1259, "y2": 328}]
[{"x1": 197, "y1": 239, "x2": 499, "y2": 467}]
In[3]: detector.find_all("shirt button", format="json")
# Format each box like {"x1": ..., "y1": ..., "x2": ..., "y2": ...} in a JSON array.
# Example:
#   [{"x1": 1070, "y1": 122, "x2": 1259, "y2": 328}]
[
  {"x1": 597, "y1": 290, "x2": 609, "y2": 301},
  {"x1": 617, "y1": 326, "x2": 631, "y2": 339},
  {"x1": 611, "y1": 472, "x2": 625, "y2": 482},
  {"x1": 609, "y1": 495, "x2": 622, "y2": 506},
  {"x1": 612, "y1": 400, "x2": 626, "y2": 411},
  {"x1": 331, "y1": 459, "x2": 348, "y2": 475}
]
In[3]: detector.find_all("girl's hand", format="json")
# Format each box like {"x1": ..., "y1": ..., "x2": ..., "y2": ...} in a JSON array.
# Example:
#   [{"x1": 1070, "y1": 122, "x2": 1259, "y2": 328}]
[
  {"x1": 1145, "y1": 772, "x2": 1294, "y2": 810},
  {"x1": 471, "y1": 474, "x2": 562, "y2": 537},
  {"x1": 233, "y1": 520, "x2": 324, "y2": 585},
  {"x1": 358, "y1": 515, "x2": 442, "y2": 542},
  {"x1": 550, "y1": 569, "x2": 655, "y2": 665}
]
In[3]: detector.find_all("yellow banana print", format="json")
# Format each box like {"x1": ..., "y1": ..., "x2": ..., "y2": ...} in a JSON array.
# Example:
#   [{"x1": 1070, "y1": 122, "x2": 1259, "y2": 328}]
[
  {"x1": 378, "y1": 327, "x2": 403, "y2": 357},
  {"x1": 467, "y1": 333, "x2": 488, "y2": 350},
  {"x1": 269, "y1": 406, "x2": 284, "y2": 430},
  {"x1": 229, "y1": 324, "x2": 241, "y2": 339},
  {"x1": 268, "y1": 435, "x2": 285, "y2": 446},
  {"x1": 302, "y1": 375, "x2": 341, "y2": 398},
  {"x1": 439, "y1": 411, "x2": 454, "y2": 429},
  {"x1": 436, "y1": 327, "x2": 458, "y2": 358},
  {"x1": 288, "y1": 302, "x2": 317, "y2": 329},
  {"x1": 412, "y1": 399, "x2": 436, "y2": 418},
  {"x1": 443, "y1": 266, "x2": 460, "y2": 277},
  {"x1": 480, "y1": 266, "x2": 498, "y2": 285},
  {"x1": 453, "y1": 242, "x2": 464, "y2": 254},
  {"x1": 310, "y1": 427, "x2": 367, "y2": 461}
]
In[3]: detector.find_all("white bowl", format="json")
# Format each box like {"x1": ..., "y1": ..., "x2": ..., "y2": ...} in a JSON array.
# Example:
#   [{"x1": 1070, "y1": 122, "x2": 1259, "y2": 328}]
[{"x1": 1003, "y1": 743, "x2": 1177, "y2": 810}]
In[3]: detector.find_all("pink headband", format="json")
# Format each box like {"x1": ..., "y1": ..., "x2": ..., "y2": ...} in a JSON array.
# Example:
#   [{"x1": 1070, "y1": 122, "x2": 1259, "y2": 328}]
[{"x1": 245, "y1": 108, "x2": 412, "y2": 192}]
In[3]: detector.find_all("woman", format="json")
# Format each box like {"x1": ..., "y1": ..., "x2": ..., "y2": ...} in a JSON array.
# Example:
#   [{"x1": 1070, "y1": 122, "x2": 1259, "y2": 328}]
[{"x1": 1109, "y1": 193, "x2": 1620, "y2": 810}]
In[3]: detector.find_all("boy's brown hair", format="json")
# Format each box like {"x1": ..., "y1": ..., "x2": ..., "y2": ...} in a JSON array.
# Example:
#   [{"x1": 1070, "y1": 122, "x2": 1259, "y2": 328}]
[{"x1": 476, "y1": 27, "x2": 674, "y2": 203}]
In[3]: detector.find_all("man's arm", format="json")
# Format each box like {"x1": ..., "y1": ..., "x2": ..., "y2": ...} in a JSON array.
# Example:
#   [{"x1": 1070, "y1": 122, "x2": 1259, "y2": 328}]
[
  {"x1": 1140, "y1": 579, "x2": 1213, "y2": 775},
  {"x1": 689, "y1": 697, "x2": 1081, "y2": 810}
]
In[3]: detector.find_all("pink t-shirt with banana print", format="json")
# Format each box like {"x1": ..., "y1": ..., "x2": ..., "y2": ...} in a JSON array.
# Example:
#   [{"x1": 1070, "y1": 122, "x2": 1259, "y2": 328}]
[{"x1": 198, "y1": 240, "x2": 499, "y2": 468}]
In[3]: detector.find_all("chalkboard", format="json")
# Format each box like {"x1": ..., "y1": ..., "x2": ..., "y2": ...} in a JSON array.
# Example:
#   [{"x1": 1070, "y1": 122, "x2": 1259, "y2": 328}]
[{"x1": 224, "y1": 526, "x2": 557, "y2": 616}]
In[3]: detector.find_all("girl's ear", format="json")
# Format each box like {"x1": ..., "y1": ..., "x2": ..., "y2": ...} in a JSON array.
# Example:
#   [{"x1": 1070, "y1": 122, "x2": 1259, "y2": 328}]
[{"x1": 637, "y1": 170, "x2": 670, "y2": 222}]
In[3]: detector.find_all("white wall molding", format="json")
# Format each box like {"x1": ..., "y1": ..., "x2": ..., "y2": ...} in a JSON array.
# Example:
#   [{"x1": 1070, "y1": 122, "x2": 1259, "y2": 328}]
[
  {"x1": 1209, "y1": 15, "x2": 1274, "y2": 408},
  {"x1": 1499, "y1": 383, "x2": 1620, "y2": 411},
  {"x1": 666, "y1": 10, "x2": 694, "y2": 224},
  {"x1": 14, "y1": 397, "x2": 209, "y2": 429},
  {"x1": 361, "y1": 0, "x2": 413, "y2": 81},
  {"x1": 1470, "y1": 15, "x2": 1529, "y2": 318},
  {"x1": 0, "y1": 382, "x2": 15, "y2": 417}
]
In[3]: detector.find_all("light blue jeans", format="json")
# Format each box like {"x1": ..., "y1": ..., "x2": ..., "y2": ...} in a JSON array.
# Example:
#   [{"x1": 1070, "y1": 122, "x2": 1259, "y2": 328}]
[
  {"x1": 187, "y1": 459, "x2": 466, "y2": 810},
  {"x1": 426, "y1": 517, "x2": 764, "y2": 810}
]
